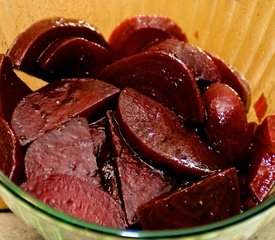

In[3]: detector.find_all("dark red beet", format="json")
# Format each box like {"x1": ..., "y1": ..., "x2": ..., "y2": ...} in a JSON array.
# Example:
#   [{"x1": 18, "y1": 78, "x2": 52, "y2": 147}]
[
  {"x1": 0, "y1": 117, "x2": 24, "y2": 184},
  {"x1": 11, "y1": 78, "x2": 120, "y2": 146},
  {"x1": 7, "y1": 18, "x2": 108, "y2": 80},
  {"x1": 108, "y1": 15, "x2": 187, "y2": 59},
  {"x1": 254, "y1": 93, "x2": 268, "y2": 123},
  {"x1": 21, "y1": 174, "x2": 127, "y2": 228},
  {"x1": 248, "y1": 115, "x2": 275, "y2": 202},
  {"x1": 137, "y1": 168, "x2": 240, "y2": 230},
  {"x1": 25, "y1": 118, "x2": 101, "y2": 188},
  {"x1": 208, "y1": 53, "x2": 251, "y2": 111},
  {"x1": 99, "y1": 51, "x2": 204, "y2": 123},
  {"x1": 38, "y1": 37, "x2": 114, "y2": 81},
  {"x1": 146, "y1": 39, "x2": 221, "y2": 83},
  {"x1": 107, "y1": 111, "x2": 173, "y2": 225},
  {"x1": 0, "y1": 54, "x2": 32, "y2": 121},
  {"x1": 203, "y1": 83, "x2": 251, "y2": 163},
  {"x1": 117, "y1": 88, "x2": 225, "y2": 177}
]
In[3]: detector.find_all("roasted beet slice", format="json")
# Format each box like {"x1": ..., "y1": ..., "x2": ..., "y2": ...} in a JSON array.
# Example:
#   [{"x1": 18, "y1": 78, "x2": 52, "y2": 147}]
[
  {"x1": 21, "y1": 174, "x2": 127, "y2": 228},
  {"x1": 117, "y1": 88, "x2": 225, "y2": 177},
  {"x1": 7, "y1": 18, "x2": 108, "y2": 80},
  {"x1": 0, "y1": 55, "x2": 32, "y2": 121},
  {"x1": 208, "y1": 53, "x2": 251, "y2": 111},
  {"x1": 107, "y1": 111, "x2": 173, "y2": 225},
  {"x1": 0, "y1": 117, "x2": 24, "y2": 184},
  {"x1": 203, "y1": 83, "x2": 251, "y2": 163},
  {"x1": 146, "y1": 39, "x2": 221, "y2": 83},
  {"x1": 99, "y1": 51, "x2": 204, "y2": 123},
  {"x1": 108, "y1": 15, "x2": 187, "y2": 59},
  {"x1": 137, "y1": 167, "x2": 240, "y2": 230},
  {"x1": 11, "y1": 78, "x2": 119, "y2": 146},
  {"x1": 24, "y1": 118, "x2": 101, "y2": 188},
  {"x1": 38, "y1": 37, "x2": 114, "y2": 80},
  {"x1": 248, "y1": 115, "x2": 275, "y2": 202}
]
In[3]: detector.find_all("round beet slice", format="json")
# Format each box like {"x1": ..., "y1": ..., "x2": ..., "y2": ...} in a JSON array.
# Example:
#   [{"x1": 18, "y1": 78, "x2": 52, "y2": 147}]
[
  {"x1": 21, "y1": 174, "x2": 127, "y2": 228},
  {"x1": 7, "y1": 18, "x2": 108, "y2": 80},
  {"x1": 117, "y1": 88, "x2": 225, "y2": 177},
  {"x1": 38, "y1": 37, "x2": 114, "y2": 81},
  {"x1": 146, "y1": 39, "x2": 221, "y2": 83},
  {"x1": 109, "y1": 15, "x2": 187, "y2": 59},
  {"x1": 99, "y1": 51, "x2": 204, "y2": 123},
  {"x1": 0, "y1": 117, "x2": 24, "y2": 184},
  {"x1": 203, "y1": 83, "x2": 251, "y2": 163}
]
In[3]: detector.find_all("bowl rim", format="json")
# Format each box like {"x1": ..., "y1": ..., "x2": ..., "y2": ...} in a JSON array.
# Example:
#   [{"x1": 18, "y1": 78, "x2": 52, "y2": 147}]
[{"x1": 0, "y1": 171, "x2": 274, "y2": 238}]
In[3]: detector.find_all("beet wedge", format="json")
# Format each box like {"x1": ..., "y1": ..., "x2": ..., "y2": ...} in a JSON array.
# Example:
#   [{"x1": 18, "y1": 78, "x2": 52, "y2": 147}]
[
  {"x1": 7, "y1": 18, "x2": 108, "y2": 80},
  {"x1": 99, "y1": 51, "x2": 204, "y2": 123},
  {"x1": 109, "y1": 15, "x2": 187, "y2": 59},
  {"x1": 248, "y1": 115, "x2": 275, "y2": 202},
  {"x1": 25, "y1": 117, "x2": 101, "y2": 188},
  {"x1": 21, "y1": 174, "x2": 127, "y2": 228},
  {"x1": 107, "y1": 111, "x2": 173, "y2": 225},
  {"x1": 38, "y1": 37, "x2": 114, "y2": 80},
  {"x1": 137, "y1": 167, "x2": 240, "y2": 230},
  {"x1": 0, "y1": 117, "x2": 24, "y2": 184},
  {"x1": 117, "y1": 88, "x2": 225, "y2": 177},
  {"x1": 11, "y1": 78, "x2": 119, "y2": 146},
  {"x1": 0, "y1": 54, "x2": 32, "y2": 121}
]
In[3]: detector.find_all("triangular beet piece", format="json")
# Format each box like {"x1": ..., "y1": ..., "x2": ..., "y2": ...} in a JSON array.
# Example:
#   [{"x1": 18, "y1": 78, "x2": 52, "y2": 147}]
[
  {"x1": 106, "y1": 110, "x2": 173, "y2": 225},
  {"x1": 25, "y1": 117, "x2": 102, "y2": 188},
  {"x1": 137, "y1": 167, "x2": 240, "y2": 230}
]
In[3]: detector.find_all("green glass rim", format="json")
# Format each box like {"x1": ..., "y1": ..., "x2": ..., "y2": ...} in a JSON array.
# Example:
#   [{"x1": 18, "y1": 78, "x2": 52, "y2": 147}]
[{"x1": 0, "y1": 171, "x2": 274, "y2": 239}]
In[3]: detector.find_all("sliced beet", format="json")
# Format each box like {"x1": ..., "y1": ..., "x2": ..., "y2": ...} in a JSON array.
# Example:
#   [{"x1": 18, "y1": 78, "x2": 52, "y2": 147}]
[
  {"x1": 38, "y1": 37, "x2": 114, "y2": 80},
  {"x1": 7, "y1": 18, "x2": 108, "y2": 80},
  {"x1": 146, "y1": 39, "x2": 221, "y2": 83},
  {"x1": 117, "y1": 88, "x2": 225, "y2": 177},
  {"x1": 248, "y1": 115, "x2": 275, "y2": 202},
  {"x1": 208, "y1": 53, "x2": 251, "y2": 111},
  {"x1": 108, "y1": 15, "x2": 187, "y2": 59},
  {"x1": 11, "y1": 78, "x2": 120, "y2": 146},
  {"x1": 203, "y1": 83, "x2": 251, "y2": 163},
  {"x1": 0, "y1": 117, "x2": 24, "y2": 184},
  {"x1": 137, "y1": 167, "x2": 240, "y2": 230},
  {"x1": 99, "y1": 51, "x2": 204, "y2": 123},
  {"x1": 106, "y1": 110, "x2": 173, "y2": 225},
  {"x1": 24, "y1": 117, "x2": 101, "y2": 188},
  {"x1": 0, "y1": 54, "x2": 32, "y2": 121},
  {"x1": 21, "y1": 174, "x2": 127, "y2": 228}
]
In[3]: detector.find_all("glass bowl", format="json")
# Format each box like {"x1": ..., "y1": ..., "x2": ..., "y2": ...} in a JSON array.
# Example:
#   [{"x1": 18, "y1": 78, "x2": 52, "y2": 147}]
[{"x1": 0, "y1": 0, "x2": 274, "y2": 239}]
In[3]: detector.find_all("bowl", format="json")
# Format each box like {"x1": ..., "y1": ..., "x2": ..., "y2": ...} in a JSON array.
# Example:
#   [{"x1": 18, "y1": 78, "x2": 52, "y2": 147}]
[{"x1": 0, "y1": 0, "x2": 274, "y2": 239}]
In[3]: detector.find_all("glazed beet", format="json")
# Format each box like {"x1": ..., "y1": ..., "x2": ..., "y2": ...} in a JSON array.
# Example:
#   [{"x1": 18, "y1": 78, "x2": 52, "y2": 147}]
[
  {"x1": 248, "y1": 115, "x2": 275, "y2": 202},
  {"x1": 107, "y1": 111, "x2": 173, "y2": 225},
  {"x1": 0, "y1": 55, "x2": 32, "y2": 121},
  {"x1": 117, "y1": 88, "x2": 225, "y2": 177},
  {"x1": 109, "y1": 15, "x2": 187, "y2": 59},
  {"x1": 137, "y1": 168, "x2": 240, "y2": 230},
  {"x1": 7, "y1": 18, "x2": 108, "y2": 80},
  {"x1": 99, "y1": 51, "x2": 204, "y2": 123},
  {"x1": 0, "y1": 117, "x2": 24, "y2": 184},
  {"x1": 21, "y1": 174, "x2": 127, "y2": 228},
  {"x1": 24, "y1": 118, "x2": 101, "y2": 188},
  {"x1": 146, "y1": 39, "x2": 221, "y2": 83},
  {"x1": 11, "y1": 78, "x2": 120, "y2": 146},
  {"x1": 203, "y1": 83, "x2": 251, "y2": 163},
  {"x1": 38, "y1": 37, "x2": 114, "y2": 80}
]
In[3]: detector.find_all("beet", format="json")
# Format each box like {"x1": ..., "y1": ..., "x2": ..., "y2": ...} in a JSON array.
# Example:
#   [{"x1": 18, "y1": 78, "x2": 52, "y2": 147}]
[
  {"x1": 108, "y1": 15, "x2": 187, "y2": 59},
  {"x1": 0, "y1": 54, "x2": 32, "y2": 121},
  {"x1": 21, "y1": 174, "x2": 127, "y2": 228},
  {"x1": 137, "y1": 168, "x2": 240, "y2": 230},
  {"x1": 117, "y1": 88, "x2": 225, "y2": 177},
  {"x1": 107, "y1": 111, "x2": 173, "y2": 225},
  {"x1": 11, "y1": 78, "x2": 120, "y2": 146},
  {"x1": 99, "y1": 51, "x2": 204, "y2": 123}
]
